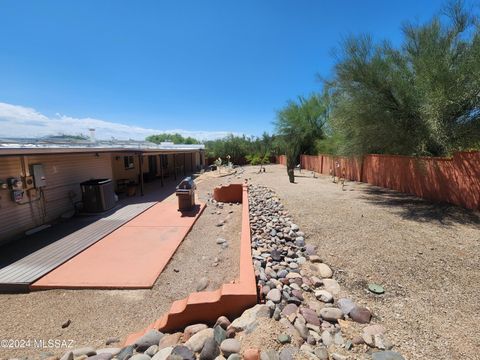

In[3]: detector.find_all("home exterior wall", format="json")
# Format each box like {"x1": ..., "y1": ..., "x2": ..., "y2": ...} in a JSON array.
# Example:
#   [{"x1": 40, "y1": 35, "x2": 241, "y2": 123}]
[
  {"x1": 111, "y1": 153, "x2": 141, "y2": 186},
  {"x1": 0, "y1": 153, "x2": 113, "y2": 244},
  {"x1": 0, "y1": 149, "x2": 203, "y2": 245}
]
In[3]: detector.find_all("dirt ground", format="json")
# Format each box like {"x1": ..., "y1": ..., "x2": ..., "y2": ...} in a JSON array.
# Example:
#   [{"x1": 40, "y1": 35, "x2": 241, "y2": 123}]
[
  {"x1": 1, "y1": 165, "x2": 478, "y2": 360},
  {"x1": 245, "y1": 164, "x2": 480, "y2": 360},
  {"x1": 0, "y1": 172, "x2": 242, "y2": 359}
]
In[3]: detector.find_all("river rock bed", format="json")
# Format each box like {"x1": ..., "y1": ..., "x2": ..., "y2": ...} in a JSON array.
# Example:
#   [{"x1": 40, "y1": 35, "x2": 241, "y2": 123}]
[
  {"x1": 20, "y1": 184, "x2": 407, "y2": 360},
  {"x1": 244, "y1": 184, "x2": 405, "y2": 360}
]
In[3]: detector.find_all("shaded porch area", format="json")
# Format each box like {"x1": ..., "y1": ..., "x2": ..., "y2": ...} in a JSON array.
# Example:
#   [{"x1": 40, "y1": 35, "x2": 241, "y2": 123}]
[{"x1": 0, "y1": 175, "x2": 199, "y2": 292}]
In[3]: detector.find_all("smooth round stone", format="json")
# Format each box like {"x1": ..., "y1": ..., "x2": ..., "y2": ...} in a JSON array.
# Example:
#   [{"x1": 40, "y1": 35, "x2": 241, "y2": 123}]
[
  {"x1": 96, "y1": 348, "x2": 121, "y2": 356},
  {"x1": 152, "y1": 346, "x2": 173, "y2": 360},
  {"x1": 294, "y1": 237, "x2": 305, "y2": 247},
  {"x1": 322, "y1": 279, "x2": 341, "y2": 295},
  {"x1": 294, "y1": 318, "x2": 309, "y2": 340},
  {"x1": 271, "y1": 249, "x2": 282, "y2": 261},
  {"x1": 290, "y1": 283, "x2": 301, "y2": 291},
  {"x1": 286, "y1": 272, "x2": 302, "y2": 279},
  {"x1": 87, "y1": 354, "x2": 113, "y2": 360},
  {"x1": 266, "y1": 288, "x2": 282, "y2": 303},
  {"x1": 145, "y1": 345, "x2": 159, "y2": 357},
  {"x1": 337, "y1": 298, "x2": 356, "y2": 315},
  {"x1": 277, "y1": 334, "x2": 291, "y2": 344},
  {"x1": 243, "y1": 349, "x2": 260, "y2": 360},
  {"x1": 158, "y1": 333, "x2": 182, "y2": 349},
  {"x1": 185, "y1": 328, "x2": 214, "y2": 352},
  {"x1": 289, "y1": 262, "x2": 299, "y2": 269},
  {"x1": 184, "y1": 324, "x2": 208, "y2": 341},
  {"x1": 352, "y1": 336, "x2": 365, "y2": 345},
  {"x1": 199, "y1": 338, "x2": 220, "y2": 360},
  {"x1": 220, "y1": 339, "x2": 241, "y2": 357},
  {"x1": 319, "y1": 308, "x2": 343, "y2": 322},
  {"x1": 321, "y1": 331, "x2": 334, "y2": 347},
  {"x1": 214, "y1": 316, "x2": 231, "y2": 330},
  {"x1": 115, "y1": 346, "x2": 134, "y2": 360},
  {"x1": 262, "y1": 286, "x2": 271, "y2": 296},
  {"x1": 171, "y1": 345, "x2": 195, "y2": 360},
  {"x1": 371, "y1": 351, "x2": 405, "y2": 360},
  {"x1": 306, "y1": 335, "x2": 316, "y2": 345},
  {"x1": 214, "y1": 325, "x2": 227, "y2": 345},
  {"x1": 314, "y1": 263, "x2": 333, "y2": 278},
  {"x1": 315, "y1": 290, "x2": 333, "y2": 303},
  {"x1": 314, "y1": 346, "x2": 329, "y2": 360},
  {"x1": 334, "y1": 332, "x2": 344, "y2": 346},
  {"x1": 286, "y1": 296, "x2": 302, "y2": 305},
  {"x1": 265, "y1": 268, "x2": 278, "y2": 278},
  {"x1": 130, "y1": 355, "x2": 151, "y2": 360},
  {"x1": 305, "y1": 244, "x2": 317, "y2": 255},
  {"x1": 299, "y1": 307, "x2": 320, "y2": 326},
  {"x1": 279, "y1": 347, "x2": 297, "y2": 360},
  {"x1": 273, "y1": 307, "x2": 281, "y2": 321},
  {"x1": 72, "y1": 347, "x2": 96, "y2": 357},
  {"x1": 349, "y1": 306, "x2": 372, "y2": 324},
  {"x1": 291, "y1": 290, "x2": 304, "y2": 301},
  {"x1": 297, "y1": 257, "x2": 307, "y2": 264},
  {"x1": 363, "y1": 324, "x2": 386, "y2": 336}
]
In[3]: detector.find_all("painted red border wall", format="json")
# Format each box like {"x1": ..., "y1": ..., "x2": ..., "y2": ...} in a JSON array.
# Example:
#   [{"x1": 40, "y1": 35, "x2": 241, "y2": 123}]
[
  {"x1": 213, "y1": 183, "x2": 243, "y2": 203},
  {"x1": 277, "y1": 152, "x2": 480, "y2": 210},
  {"x1": 124, "y1": 183, "x2": 256, "y2": 344},
  {"x1": 276, "y1": 155, "x2": 287, "y2": 166}
]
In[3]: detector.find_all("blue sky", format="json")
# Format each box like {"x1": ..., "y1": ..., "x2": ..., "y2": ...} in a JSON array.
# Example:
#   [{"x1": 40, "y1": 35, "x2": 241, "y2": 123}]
[{"x1": 0, "y1": 0, "x2": 451, "y2": 140}]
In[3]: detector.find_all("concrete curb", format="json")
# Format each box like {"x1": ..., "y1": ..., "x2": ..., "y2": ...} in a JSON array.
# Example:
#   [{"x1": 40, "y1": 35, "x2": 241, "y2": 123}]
[{"x1": 124, "y1": 183, "x2": 256, "y2": 343}]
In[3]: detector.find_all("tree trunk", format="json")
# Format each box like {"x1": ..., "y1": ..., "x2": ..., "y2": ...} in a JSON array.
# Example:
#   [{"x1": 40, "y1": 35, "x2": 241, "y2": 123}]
[
  {"x1": 286, "y1": 153, "x2": 296, "y2": 183},
  {"x1": 287, "y1": 168, "x2": 295, "y2": 183}
]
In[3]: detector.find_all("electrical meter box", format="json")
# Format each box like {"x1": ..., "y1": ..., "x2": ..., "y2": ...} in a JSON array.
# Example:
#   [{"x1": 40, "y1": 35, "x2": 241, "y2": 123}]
[
  {"x1": 31, "y1": 164, "x2": 47, "y2": 188},
  {"x1": 11, "y1": 190, "x2": 24, "y2": 203}
]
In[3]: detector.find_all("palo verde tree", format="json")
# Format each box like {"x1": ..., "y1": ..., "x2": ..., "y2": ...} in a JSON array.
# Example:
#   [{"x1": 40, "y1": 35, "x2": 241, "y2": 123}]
[
  {"x1": 325, "y1": 0, "x2": 480, "y2": 156},
  {"x1": 275, "y1": 93, "x2": 329, "y2": 183}
]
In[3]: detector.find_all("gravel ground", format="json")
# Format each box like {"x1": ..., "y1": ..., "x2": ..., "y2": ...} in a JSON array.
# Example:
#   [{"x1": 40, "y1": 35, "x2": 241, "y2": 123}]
[
  {"x1": 0, "y1": 172, "x2": 241, "y2": 359},
  {"x1": 245, "y1": 164, "x2": 480, "y2": 360}
]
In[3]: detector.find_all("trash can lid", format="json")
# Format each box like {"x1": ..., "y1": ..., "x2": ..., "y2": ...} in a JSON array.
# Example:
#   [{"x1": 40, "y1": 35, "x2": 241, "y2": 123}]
[
  {"x1": 176, "y1": 177, "x2": 195, "y2": 190},
  {"x1": 80, "y1": 178, "x2": 112, "y2": 186}
]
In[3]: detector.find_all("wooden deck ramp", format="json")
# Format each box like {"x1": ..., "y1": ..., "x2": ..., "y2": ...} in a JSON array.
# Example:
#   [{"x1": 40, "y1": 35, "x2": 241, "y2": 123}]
[{"x1": 0, "y1": 202, "x2": 156, "y2": 292}]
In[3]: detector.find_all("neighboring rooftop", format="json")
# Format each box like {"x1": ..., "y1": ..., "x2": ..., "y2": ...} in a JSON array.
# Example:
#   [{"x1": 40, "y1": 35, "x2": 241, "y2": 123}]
[{"x1": 0, "y1": 137, "x2": 205, "y2": 155}]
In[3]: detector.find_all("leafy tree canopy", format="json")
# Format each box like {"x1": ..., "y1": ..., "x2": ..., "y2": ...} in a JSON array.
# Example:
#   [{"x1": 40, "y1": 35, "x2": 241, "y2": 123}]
[
  {"x1": 146, "y1": 133, "x2": 200, "y2": 145},
  {"x1": 325, "y1": 0, "x2": 480, "y2": 156}
]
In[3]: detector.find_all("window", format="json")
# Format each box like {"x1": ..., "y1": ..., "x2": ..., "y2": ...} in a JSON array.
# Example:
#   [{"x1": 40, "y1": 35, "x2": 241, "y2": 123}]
[{"x1": 124, "y1": 156, "x2": 135, "y2": 170}]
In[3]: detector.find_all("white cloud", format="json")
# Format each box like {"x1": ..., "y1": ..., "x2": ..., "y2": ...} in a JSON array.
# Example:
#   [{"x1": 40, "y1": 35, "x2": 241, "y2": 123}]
[{"x1": 0, "y1": 102, "x2": 234, "y2": 141}]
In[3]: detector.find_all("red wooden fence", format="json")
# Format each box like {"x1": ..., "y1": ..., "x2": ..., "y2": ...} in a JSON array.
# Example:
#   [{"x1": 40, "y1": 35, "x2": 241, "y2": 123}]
[{"x1": 276, "y1": 152, "x2": 480, "y2": 210}]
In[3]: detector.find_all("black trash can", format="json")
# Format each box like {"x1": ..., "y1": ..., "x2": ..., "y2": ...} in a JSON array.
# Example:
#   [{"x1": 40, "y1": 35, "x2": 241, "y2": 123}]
[
  {"x1": 176, "y1": 177, "x2": 196, "y2": 211},
  {"x1": 80, "y1": 178, "x2": 116, "y2": 212}
]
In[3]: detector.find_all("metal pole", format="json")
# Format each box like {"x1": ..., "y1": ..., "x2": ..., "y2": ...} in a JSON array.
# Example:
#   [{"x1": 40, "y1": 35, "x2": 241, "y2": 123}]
[
  {"x1": 173, "y1": 154, "x2": 177, "y2": 181},
  {"x1": 159, "y1": 154, "x2": 164, "y2": 187},
  {"x1": 191, "y1": 152, "x2": 194, "y2": 172},
  {"x1": 183, "y1": 153, "x2": 186, "y2": 176},
  {"x1": 139, "y1": 154, "x2": 144, "y2": 196}
]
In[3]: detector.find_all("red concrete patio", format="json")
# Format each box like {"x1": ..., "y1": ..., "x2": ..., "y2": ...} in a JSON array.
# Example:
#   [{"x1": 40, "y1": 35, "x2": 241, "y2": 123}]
[{"x1": 31, "y1": 196, "x2": 205, "y2": 289}]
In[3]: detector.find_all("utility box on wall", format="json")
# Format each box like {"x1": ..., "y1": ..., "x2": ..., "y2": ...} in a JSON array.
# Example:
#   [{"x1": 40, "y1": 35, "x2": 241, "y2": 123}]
[{"x1": 31, "y1": 164, "x2": 47, "y2": 188}]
